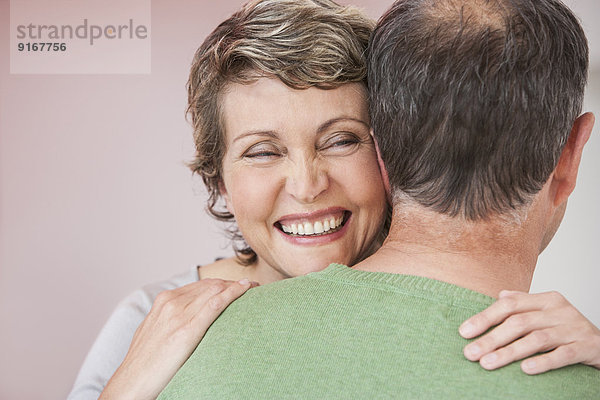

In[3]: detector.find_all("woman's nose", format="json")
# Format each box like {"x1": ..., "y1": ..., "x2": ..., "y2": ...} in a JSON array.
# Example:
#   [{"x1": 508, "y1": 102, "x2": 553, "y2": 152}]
[{"x1": 285, "y1": 158, "x2": 329, "y2": 203}]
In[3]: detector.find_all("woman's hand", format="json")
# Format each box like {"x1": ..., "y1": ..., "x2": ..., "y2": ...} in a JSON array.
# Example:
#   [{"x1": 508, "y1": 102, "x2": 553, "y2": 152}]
[
  {"x1": 99, "y1": 278, "x2": 258, "y2": 400},
  {"x1": 459, "y1": 290, "x2": 600, "y2": 374}
]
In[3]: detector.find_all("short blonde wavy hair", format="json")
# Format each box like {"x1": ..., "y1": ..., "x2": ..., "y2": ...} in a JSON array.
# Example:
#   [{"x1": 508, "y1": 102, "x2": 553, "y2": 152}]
[{"x1": 187, "y1": 0, "x2": 375, "y2": 264}]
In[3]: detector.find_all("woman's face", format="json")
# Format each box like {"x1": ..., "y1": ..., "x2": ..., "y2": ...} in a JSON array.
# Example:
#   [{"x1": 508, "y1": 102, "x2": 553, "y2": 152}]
[{"x1": 220, "y1": 77, "x2": 387, "y2": 279}]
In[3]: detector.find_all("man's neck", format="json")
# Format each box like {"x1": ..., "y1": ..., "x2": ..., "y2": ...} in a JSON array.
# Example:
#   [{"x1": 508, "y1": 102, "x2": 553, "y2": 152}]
[{"x1": 354, "y1": 206, "x2": 543, "y2": 298}]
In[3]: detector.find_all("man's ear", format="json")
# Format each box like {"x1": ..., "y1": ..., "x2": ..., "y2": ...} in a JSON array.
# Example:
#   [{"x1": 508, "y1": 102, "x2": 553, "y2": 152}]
[
  {"x1": 219, "y1": 180, "x2": 235, "y2": 216},
  {"x1": 551, "y1": 112, "x2": 594, "y2": 207},
  {"x1": 370, "y1": 129, "x2": 392, "y2": 204}
]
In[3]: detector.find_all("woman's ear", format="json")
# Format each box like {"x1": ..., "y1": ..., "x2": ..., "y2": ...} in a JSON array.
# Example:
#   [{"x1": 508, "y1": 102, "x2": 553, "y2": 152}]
[{"x1": 219, "y1": 180, "x2": 235, "y2": 215}]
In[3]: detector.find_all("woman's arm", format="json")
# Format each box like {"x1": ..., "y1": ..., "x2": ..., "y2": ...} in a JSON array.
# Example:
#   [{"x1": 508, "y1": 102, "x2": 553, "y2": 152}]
[
  {"x1": 68, "y1": 289, "x2": 154, "y2": 400},
  {"x1": 99, "y1": 278, "x2": 256, "y2": 400},
  {"x1": 459, "y1": 290, "x2": 600, "y2": 374},
  {"x1": 68, "y1": 268, "x2": 204, "y2": 400}
]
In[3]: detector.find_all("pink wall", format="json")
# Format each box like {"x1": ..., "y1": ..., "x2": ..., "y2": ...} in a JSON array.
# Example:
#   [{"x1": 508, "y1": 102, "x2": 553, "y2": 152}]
[
  {"x1": 1, "y1": 1, "x2": 244, "y2": 398},
  {"x1": 1, "y1": 1, "x2": 598, "y2": 399}
]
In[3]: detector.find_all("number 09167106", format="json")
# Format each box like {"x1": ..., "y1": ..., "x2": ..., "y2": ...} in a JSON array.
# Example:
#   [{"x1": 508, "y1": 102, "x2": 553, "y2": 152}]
[{"x1": 17, "y1": 42, "x2": 67, "y2": 51}]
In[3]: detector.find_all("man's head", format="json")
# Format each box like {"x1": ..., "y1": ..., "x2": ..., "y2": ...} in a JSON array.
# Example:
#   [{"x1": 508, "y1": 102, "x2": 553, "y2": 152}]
[{"x1": 368, "y1": 0, "x2": 591, "y2": 228}]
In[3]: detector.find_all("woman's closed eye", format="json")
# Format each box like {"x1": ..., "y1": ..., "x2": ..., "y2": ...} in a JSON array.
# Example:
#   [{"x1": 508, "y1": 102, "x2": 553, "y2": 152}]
[
  {"x1": 242, "y1": 142, "x2": 283, "y2": 160},
  {"x1": 320, "y1": 133, "x2": 364, "y2": 155}
]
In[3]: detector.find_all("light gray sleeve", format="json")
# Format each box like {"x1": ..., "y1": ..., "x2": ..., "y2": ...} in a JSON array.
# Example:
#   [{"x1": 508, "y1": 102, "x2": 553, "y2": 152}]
[
  {"x1": 66, "y1": 289, "x2": 154, "y2": 400},
  {"x1": 67, "y1": 267, "x2": 199, "y2": 400}
]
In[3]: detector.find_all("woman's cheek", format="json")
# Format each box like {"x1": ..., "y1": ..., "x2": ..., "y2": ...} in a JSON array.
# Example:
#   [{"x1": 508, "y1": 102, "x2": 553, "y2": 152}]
[
  {"x1": 343, "y1": 152, "x2": 386, "y2": 199},
  {"x1": 228, "y1": 166, "x2": 279, "y2": 219}
]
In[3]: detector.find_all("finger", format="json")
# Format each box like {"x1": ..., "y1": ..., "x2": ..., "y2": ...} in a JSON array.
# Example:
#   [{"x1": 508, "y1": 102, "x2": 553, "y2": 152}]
[
  {"x1": 463, "y1": 310, "x2": 560, "y2": 361},
  {"x1": 158, "y1": 278, "x2": 250, "y2": 313},
  {"x1": 151, "y1": 279, "x2": 228, "y2": 311},
  {"x1": 148, "y1": 280, "x2": 239, "y2": 330},
  {"x1": 206, "y1": 279, "x2": 255, "y2": 311},
  {"x1": 175, "y1": 278, "x2": 237, "y2": 298},
  {"x1": 477, "y1": 326, "x2": 570, "y2": 370},
  {"x1": 459, "y1": 291, "x2": 566, "y2": 339},
  {"x1": 148, "y1": 277, "x2": 258, "y2": 328},
  {"x1": 180, "y1": 278, "x2": 259, "y2": 299},
  {"x1": 184, "y1": 278, "x2": 259, "y2": 305},
  {"x1": 498, "y1": 289, "x2": 526, "y2": 298},
  {"x1": 190, "y1": 279, "x2": 255, "y2": 335},
  {"x1": 521, "y1": 342, "x2": 585, "y2": 375}
]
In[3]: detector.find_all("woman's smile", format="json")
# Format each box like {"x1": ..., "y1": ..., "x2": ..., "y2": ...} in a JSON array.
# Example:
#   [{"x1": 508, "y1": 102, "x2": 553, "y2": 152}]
[
  {"x1": 276, "y1": 208, "x2": 352, "y2": 246},
  {"x1": 276, "y1": 207, "x2": 348, "y2": 237}
]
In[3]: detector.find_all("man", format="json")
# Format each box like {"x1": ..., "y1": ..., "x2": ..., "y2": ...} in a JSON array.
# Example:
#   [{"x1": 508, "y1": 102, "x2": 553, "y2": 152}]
[{"x1": 159, "y1": 0, "x2": 599, "y2": 398}]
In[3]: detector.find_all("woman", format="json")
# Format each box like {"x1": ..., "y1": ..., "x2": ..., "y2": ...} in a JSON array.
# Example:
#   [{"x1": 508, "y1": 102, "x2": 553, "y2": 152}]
[{"x1": 68, "y1": 1, "x2": 600, "y2": 399}]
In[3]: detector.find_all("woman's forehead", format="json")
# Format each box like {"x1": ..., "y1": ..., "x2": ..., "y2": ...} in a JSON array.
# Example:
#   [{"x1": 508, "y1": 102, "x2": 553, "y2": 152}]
[{"x1": 220, "y1": 77, "x2": 369, "y2": 140}]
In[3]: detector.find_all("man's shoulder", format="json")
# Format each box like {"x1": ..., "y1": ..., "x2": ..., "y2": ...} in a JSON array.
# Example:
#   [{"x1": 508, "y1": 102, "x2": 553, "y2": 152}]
[
  {"x1": 162, "y1": 266, "x2": 600, "y2": 400},
  {"x1": 223, "y1": 272, "x2": 321, "y2": 311},
  {"x1": 233, "y1": 265, "x2": 340, "y2": 300},
  {"x1": 234, "y1": 263, "x2": 496, "y2": 312}
]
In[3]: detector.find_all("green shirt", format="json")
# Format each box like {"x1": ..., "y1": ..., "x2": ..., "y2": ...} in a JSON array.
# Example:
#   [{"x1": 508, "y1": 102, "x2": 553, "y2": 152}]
[{"x1": 159, "y1": 264, "x2": 600, "y2": 399}]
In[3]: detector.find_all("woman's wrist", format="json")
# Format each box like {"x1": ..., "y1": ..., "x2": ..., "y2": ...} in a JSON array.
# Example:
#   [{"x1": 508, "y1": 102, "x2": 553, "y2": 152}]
[{"x1": 100, "y1": 363, "x2": 156, "y2": 400}]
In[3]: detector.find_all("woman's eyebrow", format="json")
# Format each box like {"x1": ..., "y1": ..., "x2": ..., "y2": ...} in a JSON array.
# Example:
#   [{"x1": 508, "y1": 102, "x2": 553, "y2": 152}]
[
  {"x1": 232, "y1": 117, "x2": 368, "y2": 143},
  {"x1": 316, "y1": 117, "x2": 369, "y2": 134},
  {"x1": 232, "y1": 130, "x2": 278, "y2": 144}
]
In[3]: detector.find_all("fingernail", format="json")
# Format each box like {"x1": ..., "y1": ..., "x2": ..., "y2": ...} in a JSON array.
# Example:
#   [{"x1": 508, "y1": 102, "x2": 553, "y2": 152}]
[
  {"x1": 459, "y1": 322, "x2": 475, "y2": 337},
  {"x1": 465, "y1": 344, "x2": 481, "y2": 358},
  {"x1": 238, "y1": 278, "x2": 250, "y2": 285},
  {"x1": 499, "y1": 290, "x2": 514, "y2": 298},
  {"x1": 522, "y1": 359, "x2": 536, "y2": 371},
  {"x1": 481, "y1": 353, "x2": 498, "y2": 367}
]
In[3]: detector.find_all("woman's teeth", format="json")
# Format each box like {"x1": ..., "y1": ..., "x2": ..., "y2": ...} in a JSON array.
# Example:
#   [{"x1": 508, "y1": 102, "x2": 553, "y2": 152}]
[{"x1": 280, "y1": 216, "x2": 344, "y2": 236}]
